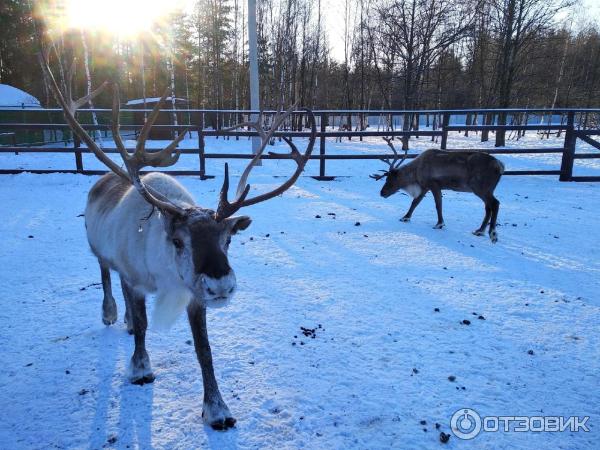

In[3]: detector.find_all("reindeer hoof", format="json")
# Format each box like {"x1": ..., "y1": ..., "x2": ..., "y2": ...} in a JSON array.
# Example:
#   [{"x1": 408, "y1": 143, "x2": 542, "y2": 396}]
[
  {"x1": 102, "y1": 316, "x2": 117, "y2": 326},
  {"x1": 203, "y1": 401, "x2": 236, "y2": 430},
  {"x1": 433, "y1": 223, "x2": 445, "y2": 229},
  {"x1": 472, "y1": 229, "x2": 485, "y2": 236},
  {"x1": 489, "y1": 230, "x2": 498, "y2": 243},
  {"x1": 131, "y1": 373, "x2": 155, "y2": 385},
  {"x1": 102, "y1": 298, "x2": 117, "y2": 325},
  {"x1": 209, "y1": 417, "x2": 237, "y2": 431},
  {"x1": 400, "y1": 217, "x2": 411, "y2": 222}
]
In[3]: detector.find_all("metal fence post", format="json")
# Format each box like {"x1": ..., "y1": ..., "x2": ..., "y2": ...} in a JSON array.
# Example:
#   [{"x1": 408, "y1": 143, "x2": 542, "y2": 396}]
[
  {"x1": 559, "y1": 111, "x2": 576, "y2": 181},
  {"x1": 440, "y1": 113, "x2": 450, "y2": 149}
]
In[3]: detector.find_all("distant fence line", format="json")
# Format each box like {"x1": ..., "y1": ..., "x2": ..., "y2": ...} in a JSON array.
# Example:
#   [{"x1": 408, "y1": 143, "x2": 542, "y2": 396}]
[{"x1": 0, "y1": 108, "x2": 599, "y2": 182}]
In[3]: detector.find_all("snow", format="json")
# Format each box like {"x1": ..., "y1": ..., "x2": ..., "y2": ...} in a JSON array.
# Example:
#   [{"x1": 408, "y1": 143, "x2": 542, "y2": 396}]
[
  {"x1": 0, "y1": 132, "x2": 599, "y2": 449},
  {"x1": 0, "y1": 84, "x2": 41, "y2": 109}
]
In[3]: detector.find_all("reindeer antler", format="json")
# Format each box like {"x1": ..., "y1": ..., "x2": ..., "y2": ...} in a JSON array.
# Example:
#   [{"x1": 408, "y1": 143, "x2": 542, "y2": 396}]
[
  {"x1": 370, "y1": 137, "x2": 409, "y2": 180},
  {"x1": 382, "y1": 137, "x2": 409, "y2": 169},
  {"x1": 111, "y1": 87, "x2": 188, "y2": 216},
  {"x1": 214, "y1": 107, "x2": 316, "y2": 221},
  {"x1": 41, "y1": 50, "x2": 188, "y2": 217}
]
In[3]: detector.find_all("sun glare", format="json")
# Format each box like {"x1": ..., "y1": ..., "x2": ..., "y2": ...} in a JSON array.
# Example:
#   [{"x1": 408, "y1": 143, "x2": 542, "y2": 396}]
[{"x1": 63, "y1": 0, "x2": 187, "y2": 37}]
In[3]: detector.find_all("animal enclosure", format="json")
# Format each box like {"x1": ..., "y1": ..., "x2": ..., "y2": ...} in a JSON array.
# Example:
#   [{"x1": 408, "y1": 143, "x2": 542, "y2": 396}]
[{"x1": 0, "y1": 107, "x2": 599, "y2": 182}]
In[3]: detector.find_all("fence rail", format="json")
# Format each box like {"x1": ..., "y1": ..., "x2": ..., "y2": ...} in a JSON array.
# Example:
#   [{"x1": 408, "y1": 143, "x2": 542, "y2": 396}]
[{"x1": 0, "y1": 108, "x2": 599, "y2": 181}]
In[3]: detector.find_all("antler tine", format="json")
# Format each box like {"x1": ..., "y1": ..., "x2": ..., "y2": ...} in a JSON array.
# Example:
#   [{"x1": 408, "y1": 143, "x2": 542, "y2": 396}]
[
  {"x1": 214, "y1": 107, "x2": 316, "y2": 221},
  {"x1": 382, "y1": 136, "x2": 409, "y2": 169},
  {"x1": 135, "y1": 87, "x2": 170, "y2": 154},
  {"x1": 215, "y1": 163, "x2": 251, "y2": 221},
  {"x1": 232, "y1": 103, "x2": 297, "y2": 200},
  {"x1": 369, "y1": 173, "x2": 386, "y2": 180},
  {"x1": 111, "y1": 85, "x2": 188, "y2": 216},
  {"x1": 39, "y1": 52, "x2": 127, "y2": 180}
]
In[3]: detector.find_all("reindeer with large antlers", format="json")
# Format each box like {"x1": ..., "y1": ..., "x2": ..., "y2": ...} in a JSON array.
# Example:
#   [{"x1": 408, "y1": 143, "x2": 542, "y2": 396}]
[
  {"x1": 371, "y1": 138, "x2": 505, "y2": 242},
  {"x1": 41, "y1": 55, "x2": 316, "y2": 430}
]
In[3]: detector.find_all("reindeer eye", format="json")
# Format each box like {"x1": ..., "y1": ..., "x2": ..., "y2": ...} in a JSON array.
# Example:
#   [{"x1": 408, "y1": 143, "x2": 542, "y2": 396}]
[{"x1": 172, "y1": 238, "x2": 184, "y2": 250}]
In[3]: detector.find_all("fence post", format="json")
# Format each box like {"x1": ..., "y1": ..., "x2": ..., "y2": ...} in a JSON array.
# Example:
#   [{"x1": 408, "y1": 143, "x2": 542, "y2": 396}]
[
  {"x1": 440, "y1": 113, "x2": 449, "y2": 150},
  {"x1": 74, "y1": 133, "x2": 83, "y2": 173},
  {"x1": 559, "y1": 111, "x2": 576, "y2": 181},
  {"x1": 198, "y1": 114, "x2": 213, "y2": 180},
  {"x1": 318, "y1": 112, "x2": 327, "y2": 178},
  {"x1": 198, "y1": 124, "x2": 206, "y2": 179}
]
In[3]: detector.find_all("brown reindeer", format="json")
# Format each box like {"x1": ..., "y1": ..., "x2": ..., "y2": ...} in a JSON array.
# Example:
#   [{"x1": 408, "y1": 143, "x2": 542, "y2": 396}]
[
  {"x1": 371, "y1": 138, "x2": 504, "y2": 242},
  {"x1": 41, "y1": 55, "x2": 316, "y2": 430}
]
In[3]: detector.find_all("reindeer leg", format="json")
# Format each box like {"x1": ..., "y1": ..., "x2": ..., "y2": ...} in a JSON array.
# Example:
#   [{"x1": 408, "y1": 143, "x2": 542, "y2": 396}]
[
  {"x1": 121, "y1": 280, "x2": 134, "y2": 335},
  {"x1": 473, "y1": 198, "x2": 492, "y2": 236},
  {"x1": 401, "y1": 191, "x2": 426, "y2": 222},
  {"x1": 431, "y1": 187, "x2": 445, "y2": 229},
  {"x1": 488, "y1": 196, "x2": 500, "y2": 243},
  {"x1": 473, "y1": 204, "x2": 491, "y2": 236},
  {"x1": 121, "y1": 277, "x2": 154, "y2": 384},
  {"x1": 187, "y1": 301, "x2": 236, "y2": 430},
  {"x1": 123, "y1": 302, "x2": 133, "y2": 335},
  {"x1": 99, "y1": 261, "x2": 117, "y2": 325}
]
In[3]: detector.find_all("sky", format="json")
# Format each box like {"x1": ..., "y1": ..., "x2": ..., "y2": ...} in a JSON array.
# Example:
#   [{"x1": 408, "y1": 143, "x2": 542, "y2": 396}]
[
  {"x1": 322, "y1": 0, "x2": 600, "y2": 62},
  {"x1": 58, "y1": 0, "x2": 600, "y2": 63}
]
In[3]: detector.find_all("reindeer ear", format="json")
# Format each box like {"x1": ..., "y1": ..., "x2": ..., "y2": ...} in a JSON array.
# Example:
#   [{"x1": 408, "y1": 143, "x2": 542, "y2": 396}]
[{"x1": 227, "y1": 215, "x2": 252, "y2": 234}]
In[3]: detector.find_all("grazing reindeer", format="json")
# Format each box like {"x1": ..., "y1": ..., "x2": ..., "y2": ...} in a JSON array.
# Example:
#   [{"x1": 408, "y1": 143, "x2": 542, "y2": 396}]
[
  {"x1": 41, "y1": 57, "x2": 316, "y2": 430},
  {"x1": 370, "y1": 138, "x2": 504, "y2": 242}
]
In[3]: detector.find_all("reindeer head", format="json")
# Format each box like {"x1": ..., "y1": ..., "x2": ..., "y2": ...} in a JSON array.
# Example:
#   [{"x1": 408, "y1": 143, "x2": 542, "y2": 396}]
[
  {"x1": 369, "y1": 137, "x2": 409, "y2": 198},
  {"x1": 160, "y1": 207, "x2": 251, "y2": 306},
  {"x1": 41, "y1": 51, "x2": 316, "y2": 307}
]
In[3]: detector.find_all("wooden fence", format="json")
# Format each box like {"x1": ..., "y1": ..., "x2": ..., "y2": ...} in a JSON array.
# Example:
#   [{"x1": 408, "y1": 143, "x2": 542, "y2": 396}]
[{"x1": 0, "y1": 108, "x2": 599, "y2": 182}]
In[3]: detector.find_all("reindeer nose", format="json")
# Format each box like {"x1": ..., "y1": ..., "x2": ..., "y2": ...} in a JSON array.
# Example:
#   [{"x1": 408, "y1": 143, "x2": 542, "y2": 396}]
[{"x1": 201, "y1": 271, "x2": 237, "y2": 303}]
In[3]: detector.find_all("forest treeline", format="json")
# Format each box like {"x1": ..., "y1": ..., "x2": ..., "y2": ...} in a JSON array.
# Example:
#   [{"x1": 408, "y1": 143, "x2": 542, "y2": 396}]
[{"x1": 1, "y1": 0, "x2": 600, "y2": 114}]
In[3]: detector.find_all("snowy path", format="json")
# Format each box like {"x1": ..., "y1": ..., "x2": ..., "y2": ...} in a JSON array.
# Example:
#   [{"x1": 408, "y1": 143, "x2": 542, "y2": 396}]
[{"x1": 0, "y1": 136, "x2": 599, "y2": 449}]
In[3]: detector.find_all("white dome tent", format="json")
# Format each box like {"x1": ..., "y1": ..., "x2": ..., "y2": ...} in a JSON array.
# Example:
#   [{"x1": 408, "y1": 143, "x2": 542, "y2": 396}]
[
  {"x1": 0, "y1": 84, "x2": 45, "y2": 146},
  {"x1": 0, "y1": 84, "x2": 41, "y2": 109}
]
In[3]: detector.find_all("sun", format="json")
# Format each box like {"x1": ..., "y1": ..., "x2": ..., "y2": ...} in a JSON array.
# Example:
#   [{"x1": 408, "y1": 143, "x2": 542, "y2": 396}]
[{"x1": 63, "y1": 0, "x2": 187, "y2": 37}]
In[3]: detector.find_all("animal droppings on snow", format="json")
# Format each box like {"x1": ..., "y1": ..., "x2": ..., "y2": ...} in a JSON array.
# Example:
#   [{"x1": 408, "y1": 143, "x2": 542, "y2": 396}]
[
  {"x1": 440, "y1": 432, "x2": 451, "y2": 443},
  {"x1": 354, "y1": 221, "x2": 361, "y2": 226},
  {"x1": 315, "y1": 215, "x2": 321, "y2": 218},
  {"x1": 528, "y1": 350, "x2": 535, "y2": 355},
  {"x1": 434, "y1": 308, "x2": 440, "y2": 312},
  {"x1": 478, "y1": 315, "x2": 486, "y2": 320},
  {"x1": 27, "y1": 235, "x2": 33, "y2": 238},
  {"x1": 448, "y1": 376, "x2": 456, "y2": 382},
  {"x1": 462, "y1": 319, "x2": 471, "y2": 325}
]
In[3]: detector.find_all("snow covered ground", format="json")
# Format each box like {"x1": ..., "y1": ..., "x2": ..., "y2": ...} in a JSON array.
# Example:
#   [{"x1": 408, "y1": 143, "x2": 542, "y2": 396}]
[{"x1": 0, "y1": 132, "x2": 599, "y2": 449}]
